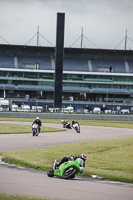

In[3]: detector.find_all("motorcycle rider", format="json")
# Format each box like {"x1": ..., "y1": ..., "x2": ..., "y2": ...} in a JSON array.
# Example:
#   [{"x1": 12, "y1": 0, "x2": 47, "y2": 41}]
[
  {"x1": 61, "y1": 120, "x2": 71, "y2": 129},
  {"x1": 72, "y1": 120, "x2": 79, "y2": 128},
  {"x1": 32, "y1": 117, "x2": 42, "y2": 133},
  {"x1": 53, "y1": 153, "x2": 87, "y2": 169},
  {"x1": 61, "y1": 120, "x2": 66, "y2": 128}
]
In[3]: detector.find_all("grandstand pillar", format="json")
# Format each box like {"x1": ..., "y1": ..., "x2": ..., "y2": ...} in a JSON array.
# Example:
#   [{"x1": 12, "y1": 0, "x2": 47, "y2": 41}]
[{"x1": 54, "y1": 13, "x2": 65, "y2": 108}]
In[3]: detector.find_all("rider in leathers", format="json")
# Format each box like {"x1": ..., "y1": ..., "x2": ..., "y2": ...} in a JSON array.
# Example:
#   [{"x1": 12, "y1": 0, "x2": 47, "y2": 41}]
[
  {"x1": 72, "y1": 120, "x2": 79, "y2": 128},
  {"x1": 54, "y1": 154, "x2": 87, "y2": 169},
  {"x1": 32, "y1": 117, "x2": 42, "y2": 133}
]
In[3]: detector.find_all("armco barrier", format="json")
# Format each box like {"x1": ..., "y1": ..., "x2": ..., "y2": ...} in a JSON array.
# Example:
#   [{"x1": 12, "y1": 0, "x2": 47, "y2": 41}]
[{"x1": 0, "y1": 112, "x2": 133, "y2": 121}]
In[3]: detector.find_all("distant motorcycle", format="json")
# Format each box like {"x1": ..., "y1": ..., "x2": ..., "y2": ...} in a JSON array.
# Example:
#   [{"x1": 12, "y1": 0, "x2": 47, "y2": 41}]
[
  {"x1": 61, "y1": 120, "x2": 72, "y2": 129},
  {"x1": 32, "y1": 124, "x2": 39, "y2": 136},
  {"x1": 72, "y1": 121, "x2": 80, "y2": 133}
]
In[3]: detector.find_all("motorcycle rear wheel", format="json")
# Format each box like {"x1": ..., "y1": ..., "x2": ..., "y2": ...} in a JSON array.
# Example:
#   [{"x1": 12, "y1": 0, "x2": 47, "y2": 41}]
[{"x1": 62, "y1": 167, "x2": 77, "y2": 179}]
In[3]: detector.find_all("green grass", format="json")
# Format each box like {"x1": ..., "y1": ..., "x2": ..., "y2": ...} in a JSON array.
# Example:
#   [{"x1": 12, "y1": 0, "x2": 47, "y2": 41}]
[
  {"x1": 0, "y1": 123, "x2": 65, "y2": 134},
  {"x1": 0, "y1": 195, "x2": 50, "y2": 200},
  {"x1": 0, "y1": 117, "x2": 133, "y2": 128},
  {"x1": 1, "y1": 117, "x2": 133, "y2": 183},
  {"x1": 1, "y1": 137, "x2": 133, "y2": 183}
]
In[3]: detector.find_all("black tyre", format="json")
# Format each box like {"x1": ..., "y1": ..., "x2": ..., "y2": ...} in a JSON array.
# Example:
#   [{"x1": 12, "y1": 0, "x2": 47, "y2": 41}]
[
  {"x1": 62, "y1": 167, "x2": 77, "y2": 179},
  {"x1": 70, "y1": 174, "x2": 75, "y2": 179},
  {"x1": 77, "y1": 126, "x2": 80, "y2": 133},
  {"x1": 33, "y1": 130, "x2": 36, "y2": 136},
  {"x1": 76, "y1": 126, "x2": 80, "y2": 133},
  {"x1": 47, "y1": 168, "x2": 54, "y2": 177}
]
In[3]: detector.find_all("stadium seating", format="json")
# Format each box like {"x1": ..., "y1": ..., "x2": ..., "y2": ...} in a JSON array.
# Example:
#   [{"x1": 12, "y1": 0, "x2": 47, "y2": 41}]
[
  {"x1": 0, "y1": 55, "x2": 14, "y2": 68},
  {"x1": 0, "y1": 84, "x2": 15, "y2": 89},
  {"x1": 92, "y1": 88, "x2": 128, "y2": 94},
  {"x1": 63, "y1": 86, "x2": 90, "y2": 93},
  {"x1": 130, "y1": 89, "x2": 133, "y2": 93},
  {"x1": 17, "y1": 84, "x2": 53, "y2": 91},
  {"x1": 91, "y1": 59, "x2": 126, "y2": 73},
  {"x1": 63, "y1": 58, "x2": 89, "y2": 71},
  {"x1": 0, "y1": 54, "x2": 131, "y2": 74},
  {"x1": 128, "y1": 61, "x2": 133, "y2": 73},
  {"x1": 0, "y1": 53, "x2": 132, "y2": 79},
  {"x1": 17, "y1": 56, "x2": 52, "y2": 70}
]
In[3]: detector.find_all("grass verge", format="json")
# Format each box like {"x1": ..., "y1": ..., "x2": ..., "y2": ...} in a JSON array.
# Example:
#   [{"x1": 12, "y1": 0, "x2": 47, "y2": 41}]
[
  {"x1": 1, "y1": 137, "x2": 133, "y2": 183},
  {"x1": 0, "y1": 123, "x2": 65, "y2": 134},
  {"x1": 0, "y1": 117, "x2": 133, "y2": 128},
  {"x1": 0, "y1": 195, "x2": 50, "y2": 200}
]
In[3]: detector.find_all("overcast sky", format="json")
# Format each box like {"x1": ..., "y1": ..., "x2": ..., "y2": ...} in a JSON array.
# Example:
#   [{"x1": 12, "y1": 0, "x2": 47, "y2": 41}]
[{"x1": 0, "y1": 0, "x2": 133, "y2": 50}]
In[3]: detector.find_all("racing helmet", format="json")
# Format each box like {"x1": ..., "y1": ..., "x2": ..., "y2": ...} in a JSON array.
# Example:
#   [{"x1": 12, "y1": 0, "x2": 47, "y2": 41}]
[
  {"x1": 80, "y1": 154, "x2": 87, "y2": 161},
  {"x1": 36, "y1": 117, "x2": 39, "y2": 120}
]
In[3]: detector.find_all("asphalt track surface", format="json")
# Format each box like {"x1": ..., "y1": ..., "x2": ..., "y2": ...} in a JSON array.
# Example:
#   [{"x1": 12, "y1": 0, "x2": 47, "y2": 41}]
[{"x1": 0, "y1": 121, "x2": 133, "y2": 200}]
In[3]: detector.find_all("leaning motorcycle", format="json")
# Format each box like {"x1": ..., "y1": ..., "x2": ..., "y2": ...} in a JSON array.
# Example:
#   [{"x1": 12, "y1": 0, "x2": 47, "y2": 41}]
[
  {"x1": 47, "y1": 158, "x2": 84, "y2": 179},
  {"x1": 61, "y1": 120, "x2": 72, "y2": 129},
  {"x1": 73, "y1": 123, "x2": 80, "y2": 133},
  {"x1": 32, "y1": 124, "x2": 39, "y2": 136}
]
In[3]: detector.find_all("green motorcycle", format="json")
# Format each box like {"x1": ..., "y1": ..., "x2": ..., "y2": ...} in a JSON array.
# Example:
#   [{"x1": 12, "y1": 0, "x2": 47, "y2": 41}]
[{"x1": 47, "y1": 158, "x2": 84, "y2": 179}]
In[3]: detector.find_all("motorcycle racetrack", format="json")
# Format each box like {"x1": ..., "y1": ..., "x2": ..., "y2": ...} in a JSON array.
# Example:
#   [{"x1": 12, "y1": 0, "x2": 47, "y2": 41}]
[{"x1": 0, "y1": 121, "x2": 133, "y2": 200}]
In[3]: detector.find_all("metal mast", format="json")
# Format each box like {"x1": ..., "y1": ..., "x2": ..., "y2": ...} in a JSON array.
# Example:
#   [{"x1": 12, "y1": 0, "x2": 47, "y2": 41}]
[
  {"x1": 124, "y1": 29, "x2": 127, "y2": 50},
  {"x1": 81, "y1": 27, "x2": 83, "y2": 48},
  {"x1": 37, "y1": 25, "x2": 39, "y2": 46}
]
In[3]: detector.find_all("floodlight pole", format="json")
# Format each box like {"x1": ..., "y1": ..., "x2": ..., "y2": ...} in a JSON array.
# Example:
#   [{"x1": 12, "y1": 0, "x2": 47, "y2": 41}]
[{"x1": 54, "y1": 13, "x2": 65, "y2": 108}]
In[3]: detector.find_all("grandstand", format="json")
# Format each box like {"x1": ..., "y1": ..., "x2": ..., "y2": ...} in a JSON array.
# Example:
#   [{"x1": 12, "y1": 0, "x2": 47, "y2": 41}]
[{"x1": 0, "y1": 44, "x2": 133, "y2": 111}]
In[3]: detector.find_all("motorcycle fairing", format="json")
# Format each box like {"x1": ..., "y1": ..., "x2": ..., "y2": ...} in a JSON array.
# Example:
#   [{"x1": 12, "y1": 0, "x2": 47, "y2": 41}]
[{"x1": 54, "y1": 158, "x2": 84, "y2": 178}]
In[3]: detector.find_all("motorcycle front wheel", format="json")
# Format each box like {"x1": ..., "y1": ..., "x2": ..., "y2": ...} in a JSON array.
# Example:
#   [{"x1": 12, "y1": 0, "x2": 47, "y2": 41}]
[
  {"x1": 75, "y1": 126, "x2": 80, "y2": 133},
  {"x1": 47, "y1": 168, "x2": 54, "y2": 177},
  {"x1": 32, "y1": 129, "x2": 36, "y2": 136},
  {"x1": 62, "y1": 167, "x2": 77, "y2": 179}
]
